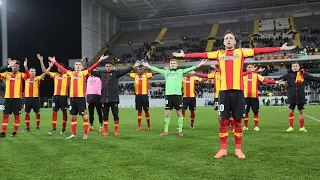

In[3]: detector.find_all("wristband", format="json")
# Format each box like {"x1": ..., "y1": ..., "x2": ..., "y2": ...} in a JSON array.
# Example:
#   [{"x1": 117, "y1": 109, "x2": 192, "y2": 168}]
[{"x1": 276, "y1": 81, "x2": 279, "y2": 84}]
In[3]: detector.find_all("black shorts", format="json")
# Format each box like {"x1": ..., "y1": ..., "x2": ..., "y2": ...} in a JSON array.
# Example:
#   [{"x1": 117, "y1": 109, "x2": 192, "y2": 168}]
[
  {"x1": 70, "y1": 97, "x2": 87, "y2": 115},
  {"x1": 289, "y1": 103, "x2": 304, "y2": 110},
  {"x1": 87, "y1": 94, "x2": 100, "y2": 104},
  {"x1": 214, "y1": 98, "x2": 219, "y2": 110},
  {"x1": 165, "y1": 95, "x2": 183, "y2": 110},
  {"x1": 3, "y1": 98, "x2": 22, "y2": 115},
  {"x1": 52, "y1": 95, "x2": 68, "y2": 112},
  {"x1": 218, "y1": 90, "x2": 245, "y2": 120},
  {"x1": 245, "y1": 98, "x2": 260, "y2": 114},
  {"x1": 25, "y1": 97, "x2": 40, "y2": 113},
  {"x1": 135, "y1": 95, "x2": 149, "y2": 111},
  {"x1": 183, "y1": 97, "x2": 196, "y2": 111}
]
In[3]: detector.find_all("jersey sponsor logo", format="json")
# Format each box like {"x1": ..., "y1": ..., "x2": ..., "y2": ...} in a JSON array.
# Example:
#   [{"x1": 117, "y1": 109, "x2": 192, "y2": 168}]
[
  {"x1": 185, "y1": 81, "x2": 191, "y2": 83},
  {"x1": 56, "y1": 76, "x2": 66, "y2": 80},
  {"x1": 220, "y1": 55, "x2": 240, "y2": 61},
  {"x1": 137, "y1": 77, "x2": 145, "y2": 80},
  {"x1": 9, "y1": 77, "x2": 19, "y2": 80},
  {"x1": 168, "y1": 72, "x2": 178, "y2": 77},
  {"x1": 72, "y1": 76, "x2": 82, "y2": 79},
  {"x1": 246, "y1": 78, "x2": 253, "y2": 81},
  {"x1": 28, "y1": 79, "x2": 38, "y2": 83}
]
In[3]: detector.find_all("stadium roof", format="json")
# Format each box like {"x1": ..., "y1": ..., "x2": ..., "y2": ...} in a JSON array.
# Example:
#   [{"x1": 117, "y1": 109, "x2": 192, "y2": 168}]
[{"x1": 96, "y1": 0, "x2": 319, "y2": 21}]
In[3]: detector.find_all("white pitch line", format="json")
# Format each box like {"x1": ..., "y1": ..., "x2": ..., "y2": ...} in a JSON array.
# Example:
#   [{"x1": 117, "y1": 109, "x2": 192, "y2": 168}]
[{"x1": 295, "y1": 111, "x2": 320, "y2": 123}]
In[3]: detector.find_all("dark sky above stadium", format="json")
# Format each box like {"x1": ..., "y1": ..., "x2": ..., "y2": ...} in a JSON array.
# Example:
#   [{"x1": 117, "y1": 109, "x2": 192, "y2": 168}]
[{"x1": 0, "y1": 0, "x2": 81, "y2": 96}]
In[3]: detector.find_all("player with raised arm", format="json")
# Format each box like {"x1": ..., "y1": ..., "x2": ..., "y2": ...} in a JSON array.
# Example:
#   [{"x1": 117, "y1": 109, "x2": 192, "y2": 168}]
[
  {"x1": 91, "y1": 61, "x2": 140, "y2": 136},
  {"x1": 38, "y1": 54, "x2": 70, "y2": 135},
  {"x1": 279, "y1": 62, "x2": 320, "y2": 132},
  {"x1": 23, "y1": 58, "x2": 53, "y2": 132},
  {"x1": 0, "y1": 59, "x2": 29, "y2": 138},
  {"x1": 48, "y1": 55, "x2": 108, "y2": 140},
  {"x1": 182, "y1": 74, "x2": 203, "y2": 129},
  {"x1": 141, "y1": 59, "x2": 207, "y2": 136},
  {"x1": 129, "y1": 66, "x2": 153, "y2": 131},
  {"x1": 242, "y1": 64, "x2": 285, "y2": 131},
  {"x1": 172, "y1": 30, "x2": 296, "y2": 158}
]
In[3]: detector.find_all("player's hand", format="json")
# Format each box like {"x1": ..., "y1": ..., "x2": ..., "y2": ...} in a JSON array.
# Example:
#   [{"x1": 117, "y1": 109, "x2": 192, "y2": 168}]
[
  {"x1": 251, "y1": 65, "x2": 258, "y2": 72},
  {"x1": 189, "y1": 71, "x2": 196, "y2": 75},
  {"x1": 98, "y1": 55, "x2": 108, "y2": 62},
  {"x1": 24, "y1": 58, "x2": 28, "y2": 67},
  {"x1": 278, "y1": 80, "x2": 286, "y2": 85},
  {"x1": 196, "y1": 59, "x2": 207, "y2": 68},
  {"x1": 210, "y1": 64, "x2": 216, "y2": 69},
  {"x1": 37, "y1": 54, "x2": 44, "y2": 61},
  {"x1": 7, "y1": 58, "x2": 17, "y2": 68},
  {"x1": 80, "y1": 55, "x2": 86, "y2": 62},
  {"x1": 48, "y1": 61, "x2": 54, "y2": 67},
  {"x1": 164, "y1": 66, "x2": 169, "y2": 70},
  {"x1": 257, "y1": 67, "x2": 265, "y2": 72},
  {"x1": 280, "y1": 43, "x2": 296, "y2": 51},
  {"x1": 48, "y1": 56, "x2": 56, "y2": 63},
  {"x1": 172, "y1": 50, "x2": 185, "y2": 57},
  {"x1": 141, "y1": 61, "x2": 151, "y2": 68},
  {"x1": 133, "y1": 61, "x2": 141, "y2": 68}
]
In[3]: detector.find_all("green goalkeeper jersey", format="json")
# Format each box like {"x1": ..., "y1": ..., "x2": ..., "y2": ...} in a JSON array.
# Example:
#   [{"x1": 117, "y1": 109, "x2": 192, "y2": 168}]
[{"x1": 151, "y1": 66, "x2": 196, "y2": 95}]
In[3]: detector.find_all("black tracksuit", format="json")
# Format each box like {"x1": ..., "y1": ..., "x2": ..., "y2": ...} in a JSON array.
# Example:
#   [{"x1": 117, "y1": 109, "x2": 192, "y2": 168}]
[
  {"x1": 91, "y1": 66, "x2": 134, "y2": 121},
  {"x1": 279, "y1": 70, "x2": 320, "y2": 108}
]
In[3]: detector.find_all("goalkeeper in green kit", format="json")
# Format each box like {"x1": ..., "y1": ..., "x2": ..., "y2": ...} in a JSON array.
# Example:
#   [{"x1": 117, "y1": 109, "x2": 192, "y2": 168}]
[{"x1": 142, "y1": 59, "x2": 207, "y2": 136}]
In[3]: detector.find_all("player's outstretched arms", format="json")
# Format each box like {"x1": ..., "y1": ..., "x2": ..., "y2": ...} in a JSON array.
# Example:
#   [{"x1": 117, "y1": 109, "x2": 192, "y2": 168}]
[
  {"x1": 253, "y1": 43, "x2": 296, "y2": 55},
  {"x1": 49, "y1": 56, "x2": 68, "y2": 73},
  {"x1": 142, "y1": 61, "x2": 167, "y2": 75},
  {"x1": 38, "y1": 54, "x2": 52, "y2": 75},
  {"x1": 87, "y1": 55, "x2": 108, "y2": 73},
  {"x1": 116, "y1": 61, "x2": 140, "y2": 78},
  {"x1": 304, "y1": 73, "x2": 320, "y2": 82},
  {"x1": 182, "y1": 59, "x2": 207, "y2": 74},
  {"x1": 40, "y1": 61, "x2": 54, "y2": 79},
  {"x1": 172, "y1": 50, "x2": 218, "y2": 60},
  {"x1": 24, "y1": 58, "x2": 30, "y2": 78},
  {"x1": 194, "y1": 72, "x2": 210, "y2": 78}
]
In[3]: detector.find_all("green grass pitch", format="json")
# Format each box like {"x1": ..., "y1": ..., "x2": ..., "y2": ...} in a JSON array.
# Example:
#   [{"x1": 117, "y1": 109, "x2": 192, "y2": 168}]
[{"x1": 0, "y1": 106, "x2": 320, "y2": 180}]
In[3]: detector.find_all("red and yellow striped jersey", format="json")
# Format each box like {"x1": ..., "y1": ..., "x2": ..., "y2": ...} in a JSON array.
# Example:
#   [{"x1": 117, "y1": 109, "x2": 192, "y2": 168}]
[
  {"x1": 206, "y1": 49, "x2": 254, "y2": 91},
  {"x1": 184, "y1": 47, "x2": 282, "y2": 91},
  {"x1": 66, "y1": 70, "x2": 89, "y2": 97},
  {"x1": 129, "y1": 73, "x2": 153, "y2": 95},
  {"x1": 243, "y1": 73, "x2": 265, "y2": 98},
  {"x1": 182, "y1": 76, "x2": 201, "y2": 97},
  {"x1": 207, "y1": 72, "x2": 221, "y2": 98},
  {"x1": 24, "y1": 76, "x2": 43, "y2": 97},
  {"x1": 49, "y1": 72, "x2": 70, "y2": 96},
  {"x1": 0, "y1": 72, "x2": 28, "y2": 98}
]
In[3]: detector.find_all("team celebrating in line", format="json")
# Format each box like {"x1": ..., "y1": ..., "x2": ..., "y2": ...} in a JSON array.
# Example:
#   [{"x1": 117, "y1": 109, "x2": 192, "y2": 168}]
[{"x1": 1, "y1": 30, "x2": 319, "y2": 159}]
